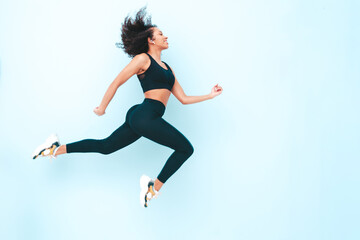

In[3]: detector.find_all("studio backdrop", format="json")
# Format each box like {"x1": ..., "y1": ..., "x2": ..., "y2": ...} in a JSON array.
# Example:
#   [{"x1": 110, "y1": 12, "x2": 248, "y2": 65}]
[{"x1": 0, "y1": 0, "x2": 359, "y2": 239}]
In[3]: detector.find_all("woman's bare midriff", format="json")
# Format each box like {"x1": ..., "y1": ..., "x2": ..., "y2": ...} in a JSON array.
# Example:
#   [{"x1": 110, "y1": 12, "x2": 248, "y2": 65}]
[{"x1": 144, "y1": 89, "x2": 172, "y2": 107}]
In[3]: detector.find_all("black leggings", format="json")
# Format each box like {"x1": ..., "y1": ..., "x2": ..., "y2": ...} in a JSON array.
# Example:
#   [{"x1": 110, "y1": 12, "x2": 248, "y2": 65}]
[{"x1": 66, "y1": 98, "x2": 194, "y2": 183}]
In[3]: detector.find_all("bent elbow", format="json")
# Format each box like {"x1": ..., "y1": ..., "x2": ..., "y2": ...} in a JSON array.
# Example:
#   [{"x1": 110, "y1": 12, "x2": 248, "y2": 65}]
[
  {"x1": 180, "y1": 95, "x2": 189, "y2": 105},
  {"x1": 181, "y1": 99, "x2": 188, "y2": 105}
]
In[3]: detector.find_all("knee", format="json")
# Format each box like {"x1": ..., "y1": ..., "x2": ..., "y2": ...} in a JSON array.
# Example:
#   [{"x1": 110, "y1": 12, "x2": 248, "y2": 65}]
[
  {"x1": 184, "y1": 142, "x2": 194, "y2": 158},
  {"x1": 98, "y1": 140, "x2": 114, "y2": 155},
  {"x1": 100, "y1": 149, "x2": 113, "y2": 155}
]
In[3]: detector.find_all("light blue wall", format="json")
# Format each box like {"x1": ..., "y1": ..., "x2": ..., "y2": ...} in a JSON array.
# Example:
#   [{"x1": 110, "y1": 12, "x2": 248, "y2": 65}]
[{"x1": 0, "y1": 0, "x2": 359, "y2": 239}]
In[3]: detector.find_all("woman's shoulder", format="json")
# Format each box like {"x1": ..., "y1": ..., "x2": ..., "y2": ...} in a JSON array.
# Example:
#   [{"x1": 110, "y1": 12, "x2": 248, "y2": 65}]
[
  {"x1": 132, "y1": 53, "x2": 151, "y2": 66},
  {"x1": 134, "y1": 52, "x2": 150, "y2": 61},
  {"x1": 132, "y1": 53, "x2": 152, "y2": 75}
]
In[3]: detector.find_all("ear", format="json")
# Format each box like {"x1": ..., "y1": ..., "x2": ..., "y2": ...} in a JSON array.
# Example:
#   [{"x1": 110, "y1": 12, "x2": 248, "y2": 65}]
[{"x1": 148, "y1": 37, "x2": 154, "y2": 44}]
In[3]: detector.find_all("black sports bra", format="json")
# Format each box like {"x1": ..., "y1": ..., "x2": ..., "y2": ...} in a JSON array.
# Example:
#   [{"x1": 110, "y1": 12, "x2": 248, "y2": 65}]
[{"x1": 137, "y1": 53, "x2": 175, "y2": 93}]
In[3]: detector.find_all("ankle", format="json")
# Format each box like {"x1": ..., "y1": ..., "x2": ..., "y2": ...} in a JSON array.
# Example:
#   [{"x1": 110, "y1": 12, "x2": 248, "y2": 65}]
[
  {"x1": 54, "y1": 145, "x2": 66, "y2": 156},
  {"x1": 154, "y1": 179, "x2": 163, "y2": 192}
]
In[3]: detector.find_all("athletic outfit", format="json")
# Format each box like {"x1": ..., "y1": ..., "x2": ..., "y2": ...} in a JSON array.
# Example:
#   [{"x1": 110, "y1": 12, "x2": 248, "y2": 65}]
[
  {"x1": 66, "y1": 53, "x2": 193, "y2": 183},
  {"x1": 33, "y1": 53, "x2": 193, "y2": 192}
]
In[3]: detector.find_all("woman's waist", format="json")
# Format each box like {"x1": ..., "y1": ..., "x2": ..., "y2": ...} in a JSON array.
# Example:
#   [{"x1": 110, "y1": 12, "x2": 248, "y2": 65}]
[
  {"x1": 143, "y1": 89, "x2": 171, "y2": 107},
  {"x1": 134, "y1": 98, "x2": 166, "y2": 118}
]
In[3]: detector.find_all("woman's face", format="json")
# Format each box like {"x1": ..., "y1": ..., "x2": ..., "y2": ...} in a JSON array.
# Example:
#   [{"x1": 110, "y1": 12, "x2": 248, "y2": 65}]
[{"x1": 151, "y1": 27, "x2": 169, "y2": 49}]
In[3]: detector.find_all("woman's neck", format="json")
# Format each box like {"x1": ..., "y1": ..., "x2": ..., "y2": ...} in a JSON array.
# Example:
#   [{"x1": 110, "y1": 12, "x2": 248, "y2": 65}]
[{"x1": 148, "y1": 49, "x2": 162, "y2": 62}]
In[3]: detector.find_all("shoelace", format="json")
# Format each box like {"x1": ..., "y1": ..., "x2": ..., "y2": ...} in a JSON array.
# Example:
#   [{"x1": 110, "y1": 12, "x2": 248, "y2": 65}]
[
  {"x1": 42, "y1": 146, "x2": 57, "y2": 163},
  {"x1": 148, "y1": 186, "x2": 161, "y2": 200}
]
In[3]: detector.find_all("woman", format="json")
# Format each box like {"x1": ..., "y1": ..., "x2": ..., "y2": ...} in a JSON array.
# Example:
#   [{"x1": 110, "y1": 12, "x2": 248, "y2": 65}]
[{"x1": 32, "y1": 7, "x2": 223, "y2": 208}]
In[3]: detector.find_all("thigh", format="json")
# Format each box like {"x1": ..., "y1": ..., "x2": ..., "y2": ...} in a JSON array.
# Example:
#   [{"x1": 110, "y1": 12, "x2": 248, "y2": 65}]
[
  {"x1": 104, "y1": 122, "x2": 141, "y2": 150},
  {"x1": 106, "y1": 104, "x2": 141, "y2": 149},
  {"x1": 137, "y1": 117, "x2": 192, "y2": 151},
  {"x1": 67, "y1": 104, "x2": 142, "y2": 154},
  {"x1": 103, "y1": 104, "x2": 142, "y2": 151}
]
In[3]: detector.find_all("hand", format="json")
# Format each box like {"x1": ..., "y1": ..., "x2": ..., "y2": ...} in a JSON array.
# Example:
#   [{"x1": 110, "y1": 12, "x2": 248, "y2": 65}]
[
  {"x1": 93, "y1": 106, "x2": 106, "y2": 116},
  {"x1": 210, "y1": 84, "x2": 223, "y2": 98}
]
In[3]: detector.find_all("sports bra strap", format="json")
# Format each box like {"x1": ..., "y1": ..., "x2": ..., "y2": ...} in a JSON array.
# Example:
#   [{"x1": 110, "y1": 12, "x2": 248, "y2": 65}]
[
  {"x1": 163, "y1": 62, "x2": 171, "y2": 71},
  {"x1": 145, "y1": 52, "x2": 152, "y2": 60}
]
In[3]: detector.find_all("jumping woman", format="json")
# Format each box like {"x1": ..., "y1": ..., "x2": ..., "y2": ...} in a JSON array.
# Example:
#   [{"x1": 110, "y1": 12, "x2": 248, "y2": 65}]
[{"x1": 32, "y1": 7, "x2": 223, "y2": 208}]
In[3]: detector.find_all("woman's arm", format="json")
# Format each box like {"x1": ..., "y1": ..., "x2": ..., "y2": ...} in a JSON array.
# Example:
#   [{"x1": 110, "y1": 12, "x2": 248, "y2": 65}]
[
  {"x1": 94, "y1": 54, "x2": 148, "y2": 116},
  {"x1": 170, "y1": 69, "x2": 223, "y2": 105}
]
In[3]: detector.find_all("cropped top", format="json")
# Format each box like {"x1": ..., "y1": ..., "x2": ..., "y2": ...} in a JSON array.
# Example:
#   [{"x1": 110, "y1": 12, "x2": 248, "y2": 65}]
[{"x1": 137, "y1": 53, "x2": 175, "y2": 93}]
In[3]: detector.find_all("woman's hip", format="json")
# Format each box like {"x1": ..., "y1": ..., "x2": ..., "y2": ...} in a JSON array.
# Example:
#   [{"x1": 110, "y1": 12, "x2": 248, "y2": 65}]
[{"x1": 126, "y1": 98, "x2": 165, "y2": 125}]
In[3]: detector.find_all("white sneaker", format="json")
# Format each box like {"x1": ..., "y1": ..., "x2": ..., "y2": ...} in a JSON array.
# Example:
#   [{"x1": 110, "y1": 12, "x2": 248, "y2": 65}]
[
  {"x1": 140, "y1": 175, "x2": 159, "y2": 208},
  {"x1": 32, "y1": 134, "x2": 60, "y2": 160}
]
